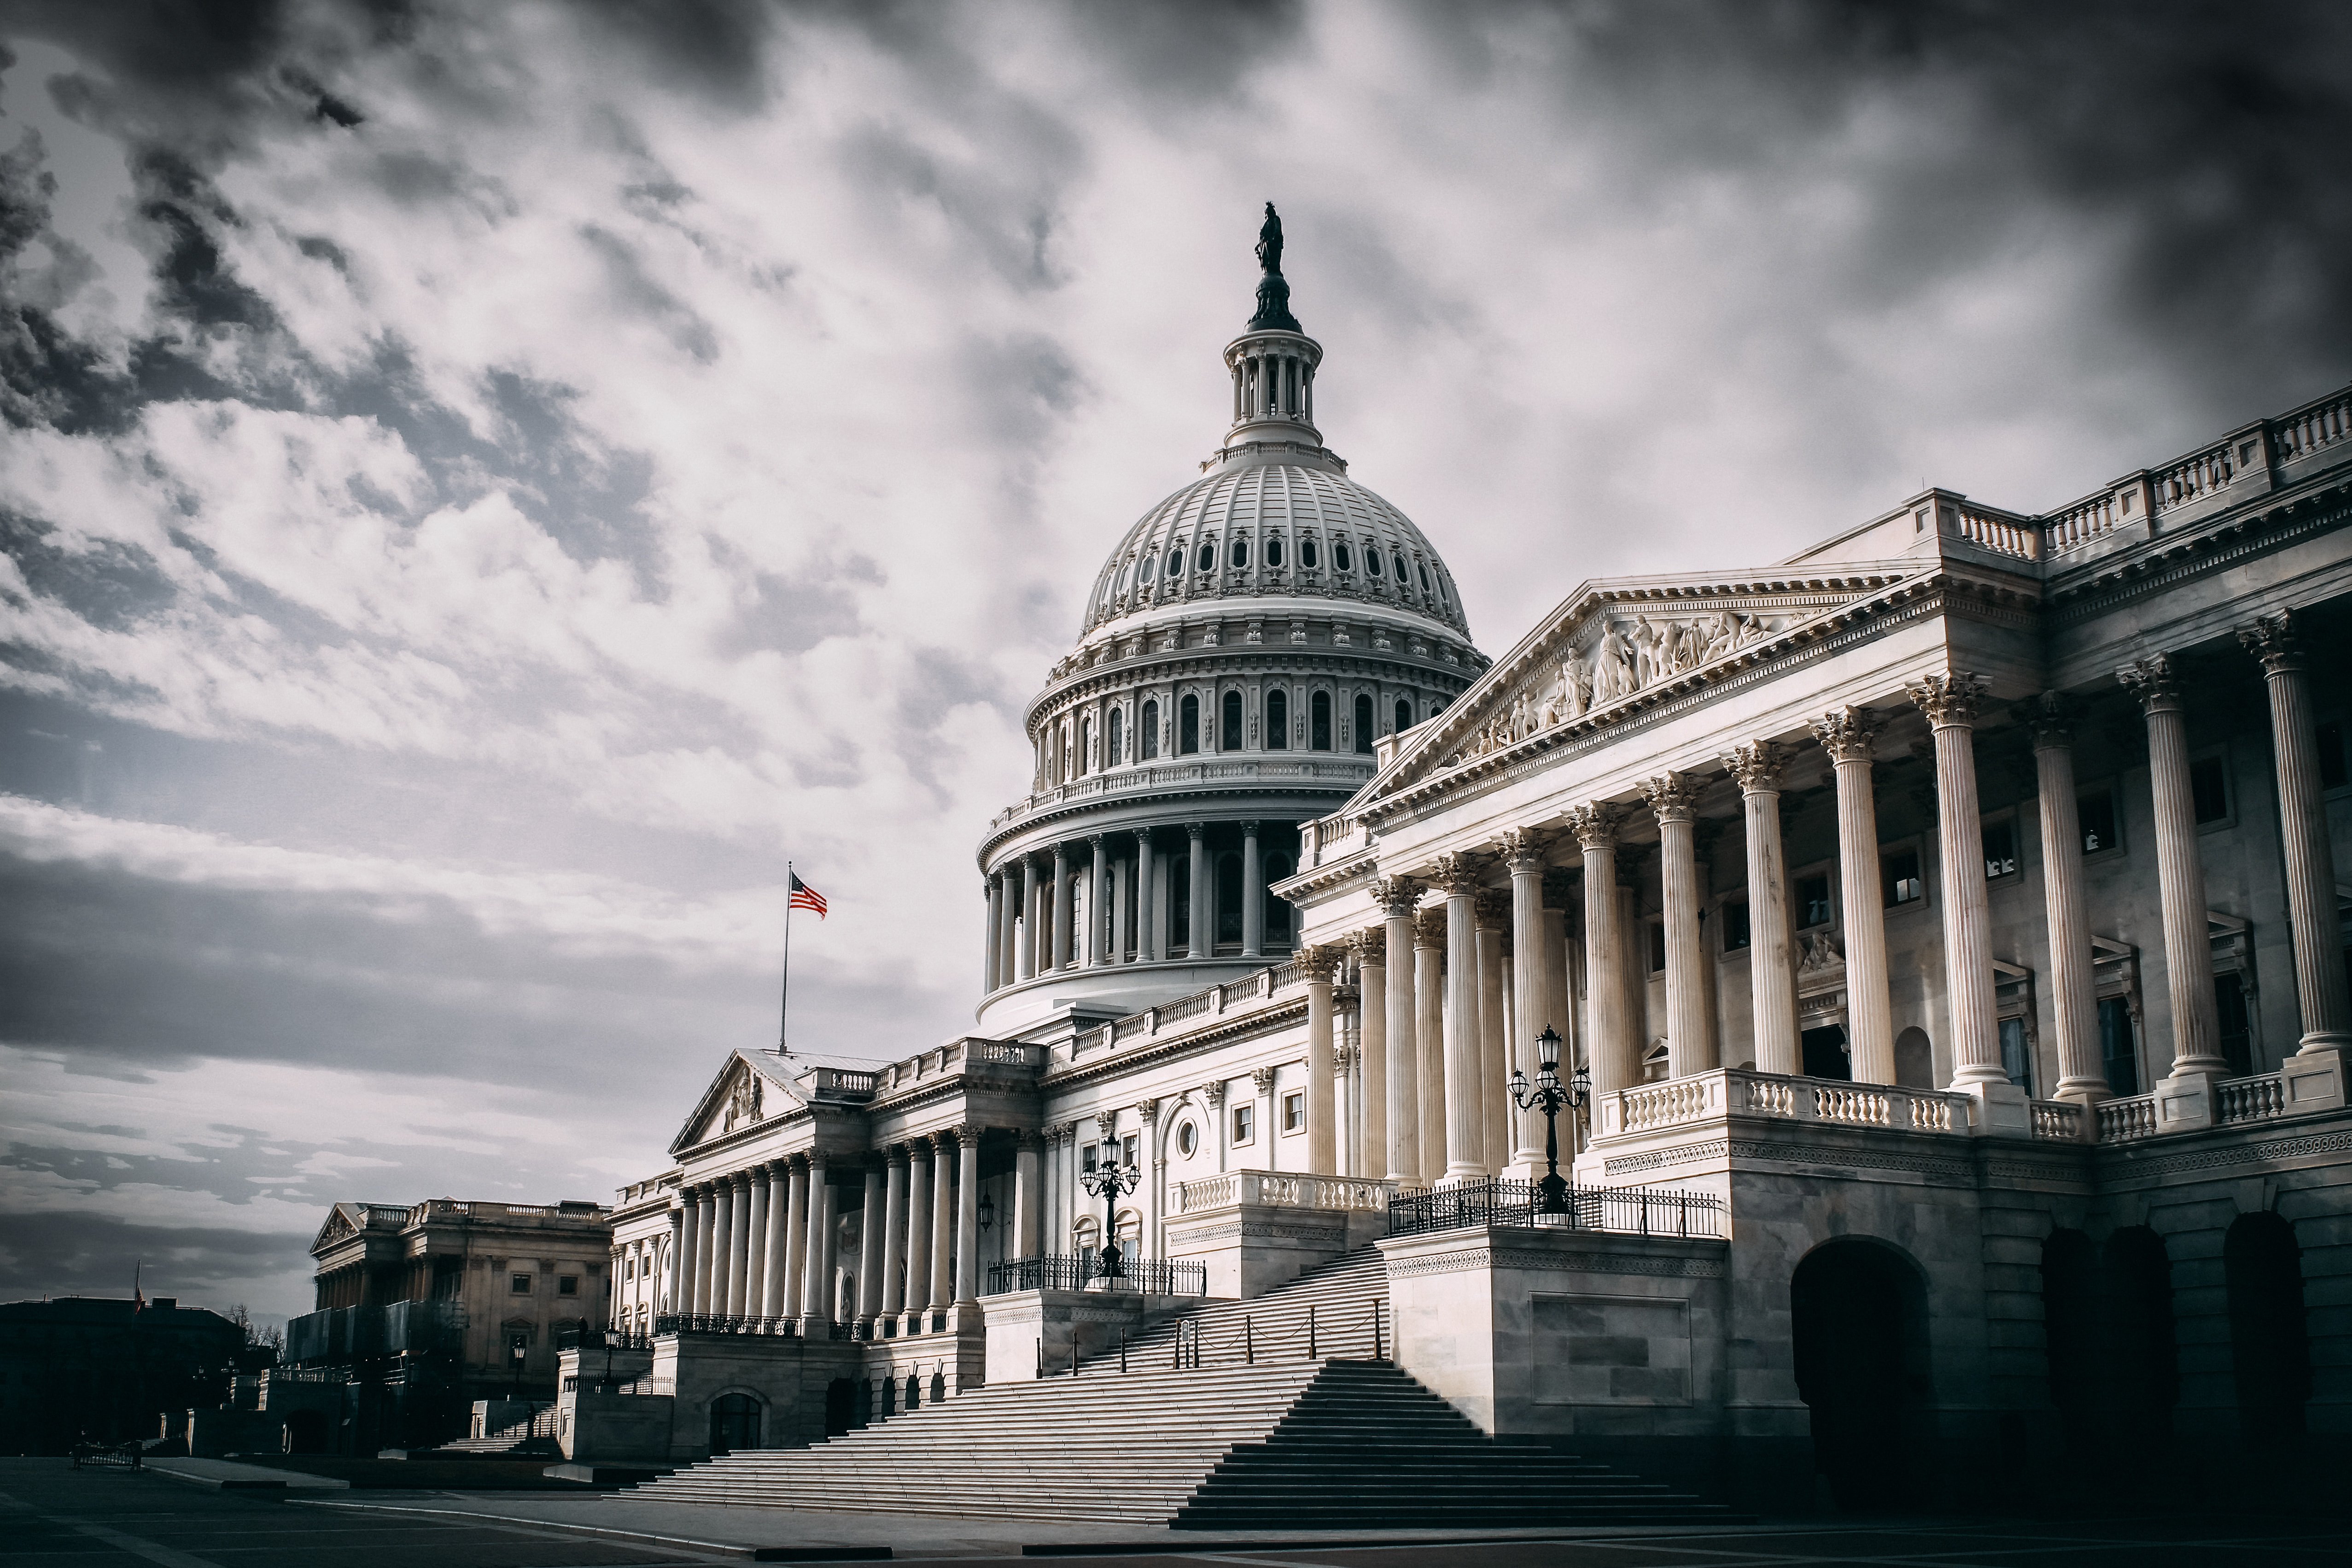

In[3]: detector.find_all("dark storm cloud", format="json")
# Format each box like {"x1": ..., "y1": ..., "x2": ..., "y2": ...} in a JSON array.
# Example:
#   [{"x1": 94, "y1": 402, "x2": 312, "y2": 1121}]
[{"x1": 0, "y1": 1207, "x2": 306, "y2": 1302}]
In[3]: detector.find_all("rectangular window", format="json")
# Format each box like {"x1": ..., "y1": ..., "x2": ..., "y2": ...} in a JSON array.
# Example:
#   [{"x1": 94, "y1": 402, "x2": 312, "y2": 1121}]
[
  {"x1": 2190, "y1": 752, "x2": 2230, "y2": 824},
  {"x1": 1231, "y1": 1103, "x2": 1255, "y2": 1144},
  {"x1": 1081, "y1": 1143, "x2": 1099, "y2": 1172},
  {"x1": 2079, "y1": 787, "x2": 2119, "y2": 855},
  {"x1": 1121, "y1": 1133, "x2": 1139, "y2": 1168},
  {"x1": 1797, "y1": 873, "x2": 1833, "y2": 929},
  {"x1": 1283, "y1": 1090, "x2": 1305, "y2": 1132},
  {"x1": 1721, "y1": 898, "x2": 1750, "y2": 953},
  {"x1": 1180, "y1": 695, "x2": 1199, "y2": 754},
  {"x1": 2216, "y1": 972, "x2": 2253, "y2": 1077},
  {"x1": 1882, "y1": 845, "x2": 1924, "y2": 907},
  {"x1": 2098, "y1": 996, "x2": 2138, "y2": 1096},
  {"x1": 2319, "y1": 718, "x2": 2347, "y2": 790},
  {"x1": 558, "y1": 1275, "x2": 579, "y2": 1297},
  {"x1": 1983, "y1": 818, "x2": 2019, "y2": 881},
  {"x1": 624, "y1": 1257, "x2": 635, "y2": 1280},
  {"x1": 1999, "y1": 1016, "x2": 2033, "y2": 1094},
  {"x1": 511, "y1": 1273, "x2": 532, "y2": 1294}
]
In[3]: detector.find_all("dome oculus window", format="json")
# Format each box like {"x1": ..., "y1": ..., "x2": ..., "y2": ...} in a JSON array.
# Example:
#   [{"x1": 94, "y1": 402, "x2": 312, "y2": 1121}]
[
  {"x1": 1196, "y1": 540, "x2": 1216, "y2": 572},
  {"x1": 1230, "y1": 538, "x2": 1248, "y2": 569},
  {"x1": 1332, "y1": 540, "x2": 1349, "y2": 572},
  {"x1": 1166, "y1": 545, "x2": 1184, "y2": 578},
  {"x1": 1394, "y1": 551, "x2": 1409, "y2": 582},
  {"x1": 1301, "y1": 537, "x2": 1318, "y2": 569},
  {"x1": 1141, "y1": 555, "x2": 1156, "y2": 583},
  {"x1": 1417, "y1": 562, "x2": 1431, "y2": 594},
  {"x1": 1176, "y1": 1120, "x2": 1199, "y2": 1157},
  {"x1": 1366, "y1": 547, "x2": 1382, "y2": 577},
  {"x1": 1266, "y1": 536, "x2": 1284, "y2": 568}
]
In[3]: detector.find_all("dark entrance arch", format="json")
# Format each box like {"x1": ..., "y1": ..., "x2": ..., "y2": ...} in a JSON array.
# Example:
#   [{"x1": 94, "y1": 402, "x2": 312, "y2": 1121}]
[
  {"x1": 2225, "y1": 1212, "x2": 2310, "y2": 1446},
  {"x1": 823, "y1": 1378, "x2": 856, "y2": 1437},
  {"x1": 2101, "y1": 1226, "x2": 2177, "y2": 1444},
  {"x1": 1791, "y1": 1237, "x2": 1930, "y2": 1510},
  {"x1": 708, "y1": 1393, "x2": 761, "y2": 1455}
]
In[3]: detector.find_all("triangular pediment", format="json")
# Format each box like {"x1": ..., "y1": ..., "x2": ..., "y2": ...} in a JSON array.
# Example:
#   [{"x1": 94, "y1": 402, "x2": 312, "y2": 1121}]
[
  {"x1": 671, "y1": 1049, "x2": 805, "y2": 1155},
  {"x1": 310, "y1": 1202, "x2": 368, "y2": 1254},
  {"x1": 1356, "y1": 562, "x2": 1921, "y2": 805}
]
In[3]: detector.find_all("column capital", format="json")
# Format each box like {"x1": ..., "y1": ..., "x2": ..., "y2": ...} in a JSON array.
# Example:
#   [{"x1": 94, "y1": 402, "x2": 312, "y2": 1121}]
[
  {"x1": 1051, "y1": 841, "x2": 1070, "y2": 865},
  {"x1": 926, "y1": 1128, "x2": 955, "y2": 1152},
  {"x1": 1723, "y1": 740, "x2": 1785, "y2": 792},
  {"x1": 1372, "y1": 875, "x2": 1421, "y2": 918},
  {"x1": 1016, "y1": 1128, "x2": 1045, "y2": 1152},
  {"x1": 948, "y1": 1122, "x2": 983, "y2": 1146},
  {"x1": 1249, "y1": 1065, "x2": 1278, "y2": 1092},
  {"x1": 1094, "y1": 1109, "x2": 1120, "y2": 1142},
  {"x1": 1568, "y1": 801, "x2": 1622, "y2": 850},
  {"x1": 885, "y1": 1145, "x2": 910, "y2": 1169},
  {"x1": 1347, "y1": 928, "x2": 1385, "y2": 965},
  {"x1": 1639, "y1": 771, "x2": 1700, "y2": 823},
  {"x1": 1134, "y1": 823, "x2": 1155, "y2": 848},
  {"x1": 1241, "y1": 819, "x2": 1261, "y2": 835},
  {"x1": 1499, "y1": 826, "x2": 1550, "y2": 872},
  {"x1": 1415, "y1": 905, "x2": 1447, "y2": 944},
  {"x1": 982, "y1": 879, "x2": 993, "y2": 900},
  {"x1": 2028, "y1": 691, "x2": 2075, "y2": 750},
  {"x1": 1087, "y1": 831, "x2": 1106, "y2": 848},
  {"x1": 1812, "y1": 705, "x2": 1880, "y2": 763},
  {"x1": 1298, "y1": 943, "x2": 1343, "y2": 982},
  {"x1": 2237, "y1": 609, "x2": 2305, "y2": 674},
  {"x1": 1200, "y1": 1078, "x2": 1227, "y2": 1108},
  {"x1": 1906, "y1": 669, "x2": 1988, "y2": 728},
  {"x1": 805, "y1": 1149, "x2": 828, "y2": 1172},
  {"x1": 1185, "y1": 820, "x2": 1207, "y2": 841},
  {"x1": 2117, "y1": 653, "x2": 2184, "y2": 712},
  {"x1": 1134, "y1": 1096, "x2": 1161, "y2": 1122},
  {"x1": 1431, "y1": 851, "x2": 1481, "y2": 896}
]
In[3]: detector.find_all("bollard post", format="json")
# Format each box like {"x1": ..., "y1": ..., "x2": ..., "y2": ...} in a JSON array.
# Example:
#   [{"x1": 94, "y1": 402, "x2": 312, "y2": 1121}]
[
  {"x1": 1374, "y1": 1298, "x2": 1383, "y2": 1362},
  {"x1": 1121, "y1": 1328, "x2": 1127, "y2": 1374},
  {"x1": 1036, "y1": 1336, "x2": 1042, "y2": 1379},
  {"x1": 1308, "y1": 1304, "x2": 1316, "y2": 1360},
  {"x1": 1245, "y1": 1315, "x2": 1254, "y2": 1365}
]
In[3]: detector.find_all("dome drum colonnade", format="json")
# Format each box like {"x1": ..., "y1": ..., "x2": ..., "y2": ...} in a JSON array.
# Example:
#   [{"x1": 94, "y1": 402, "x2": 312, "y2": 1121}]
[{"x1": 975, "y1": 215, "x2": 1484, "y2": 1034}]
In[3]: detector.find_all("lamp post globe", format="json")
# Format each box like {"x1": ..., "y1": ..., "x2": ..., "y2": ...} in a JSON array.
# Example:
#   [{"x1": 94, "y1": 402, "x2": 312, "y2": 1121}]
[
  {"x1": 1510, "y1": 1025, "x2": 1588, "y2": 1217},
  {"x1": 1077, "y1": 1137, "x2": 1140, "y2": 1282}
]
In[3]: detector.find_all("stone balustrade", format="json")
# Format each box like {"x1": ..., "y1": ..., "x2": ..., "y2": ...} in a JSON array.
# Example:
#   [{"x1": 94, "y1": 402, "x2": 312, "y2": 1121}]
[
  {"x1": 1599, "y1": 1069, "x2": 1976, "y2": 1138},
  {"x1": 2028, "y1": 1099, "x2": 2086, "y2": 1142},
  {"x1": 2095, "y1": 1092, "x2": 2161, "y2": 1142},
  {"x1": 2217, "y1": 1071, "x2": 2289, "y2": 1126},
  {"x1": 1174, "y1": 1170, "x2": 1395, "y2": 1214}
]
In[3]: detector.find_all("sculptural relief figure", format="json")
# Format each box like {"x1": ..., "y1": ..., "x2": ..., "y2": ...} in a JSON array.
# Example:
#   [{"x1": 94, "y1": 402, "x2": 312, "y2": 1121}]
[
  {"x1": 1255, "y1": 201, "x2": 1284, "y2": 275},
  {"x1": 1557, "y1": 653, "x2": 1590, "y2": 720},
  {"x1": 1592, "y1": 626, "x2": 1636, "y2": 701}
]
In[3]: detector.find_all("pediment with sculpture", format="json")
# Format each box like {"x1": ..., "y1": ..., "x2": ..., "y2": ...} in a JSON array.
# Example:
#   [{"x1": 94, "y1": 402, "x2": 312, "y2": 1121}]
[{"x1": 672, "y1": 1050, "x2": 806, "y2": 1154}]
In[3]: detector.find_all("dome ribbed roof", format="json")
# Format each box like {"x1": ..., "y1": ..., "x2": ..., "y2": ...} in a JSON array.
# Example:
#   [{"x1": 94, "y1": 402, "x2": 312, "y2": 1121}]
[{"x1": 1080, "y1": 460, "x2": 1470, "y2": 640}]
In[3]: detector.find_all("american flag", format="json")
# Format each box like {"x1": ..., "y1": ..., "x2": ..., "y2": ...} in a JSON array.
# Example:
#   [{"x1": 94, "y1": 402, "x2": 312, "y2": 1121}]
[{"x1": 788, "y1": 873, "x2": 827, "y2": 919}]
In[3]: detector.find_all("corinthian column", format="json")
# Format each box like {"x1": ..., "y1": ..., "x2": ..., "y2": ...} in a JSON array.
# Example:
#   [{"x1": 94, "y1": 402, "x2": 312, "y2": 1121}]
[
  {"x1": 1302, "y1": 944, "x2": 1340, "y2": 1172},
  {"x1": 902, "y1": 1139, "x2": 932, "y2": 1322},
  {"x1": 1812, "y1": 707, "x2": 1895, "y2": 1084},
  {"x1": 1726, "y1": 742, "x2": 1799, "y2": 1076},
  {"x1": 781, "y1": 1158, "x2": 808, "y2": 1321},
  {"x1": 800, "y1": 1155, "x2": 832, "y2": 1324},
  {"x1": 1088, "y1": 835, "x2": 1109, "y2": 966},
  {"x1": 880, "y1": 1148, "x2": 909, "y2": 1317},
  {"x1": 1351, "y1": 928, "x2": 1389, "y2": 1179},
  {"x1": 1015, "y1": 1131, "x2": 1043, "y2": 1259},
  {"x1": 858, "y1": 1163, "x2": 886, "y2": 1325},
  {"x1": 1414, "y1": 905, "x2": 1448, "y2": 1187},
  {"x1": 1435, "y1": 855, "x2": 1484, "y2": 1183},
  {"x1": 713, "y1": 1178, "x2": 740, "y2": 1317},
  {"x1": 1909, "y1": 672, "x2": 2022, "y2": 1130},
  {"x1": 762, "y1": 1164, "x2": 789, "y2": 1316},
  {"x1": 1378, "y1": 877, "x2": 1421, "y2": 1183},
  {"x1": 1504, "y1": 831, "x2": 1553, "y2": 1174},
  {"x1": 1051, "y1": 843, "x2": 1074, "y2": 971},
  {"x1": 1187, "y1": 822, "x2": 1212, "y2": 958},
  {"x1": 1573, "y1": 805, "x2": 1636, "y2": 1096},
  {"x1": 2031, "y1": 698, "x2": 2107, "y2": 1102},
  {"x1": 927, "y1": 1131, "x2": 955, "y2": 1311},
  {"x1": 2239, "y1": 612, "x2": 2352, "y2": 1059},
  {"x1": 1641, "y1": 773, "x2": 1711, "y2": 1079},
  {"x1": 997, "y1": 868, "x2": 1019, "y2": 989},
  {"x1": 955, "y1": 1127, "x2": 981, "y2": 1305},
  {"x1": 1134, "y1": 827, "x2": 1158, "y2": 962},
  {"x1": 675, "y1": 1189, "x2": 700, "y2": 1317},
  {"x1": 744, "y1": 1167, "x2": 770, "y2": 1319},
  {"x1": 1018, "y1": 857, "x2": 1040, "y2": 981},
  {"x1": 1242, "y1": 821, "x2": 1265, "y2": 957},
  {"x1": 984, "y1": 879, "x2": 1003, "y2": 993},
  {"x1": 1476, "y1": 892, "x2": 1510, "y2": 1172},
  {"x1": 2119, "y1": 654, "x2": 2228, "y2": 1111}
]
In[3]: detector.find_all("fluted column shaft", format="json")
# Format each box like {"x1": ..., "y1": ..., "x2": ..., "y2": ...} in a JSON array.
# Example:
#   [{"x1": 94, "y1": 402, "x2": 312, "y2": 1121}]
[
  {"x1": 984, "y1": 879, "x2": 1002, "y2": 993},
  {"x1": 1187, "y1": 822, "x2": 1212, "y2": 957},
  {"x1": 1505, "y1": 840, "x2": 1550, "y2": 1170},
  {"x1": 903, "y1": 1141, "x2": 933, "y2": 1318},
  {"x1": 1415, "y1": 907, "x2": 1448, "y2": 1187},
  {"x1": 955, "y1": 1129, "x2": 982, "y2": 1304},
  {"x1": 1643, "y1": 775, "x2": 1710, "y2": 1078},
  {"x1": 857, "y1": 1164, "x2": 886, "y2": 1323},
  {"x1": 1912, "y1": 674, "x2": 2003, "y2": 1086},
  {"x1": 1303, "y1": 947, "x2": 1338, "y2": 1172},
  {"x1": 1728, "y1": 745, "x2": 1800, "y2": 1076},
  {"x1": 1018, "y1": 858, "x2": 1039, "y2": 980},
  {"x1": 1087, "y1": 836, "x2": 1109, "y2": 966},
  {"x1": 2241, "y1": 614, "x2": 2352, "y2": 1053},
  {"x1": 713, "y1": 1178, "x2": 740, "y2": 1316},
  {"x1": 781, "y1": 1159, "x2": 808, "y2": 1320},
  {"x1": 2031, "y1": 704, "x2": 2106, "y2": 1100},
  {"x1": 2122, "y1": 657, "x2": 2225, "y2": 1077},
  {"x1": 1051, "y1": 844, "x2": 1074, "y2": 970},
  {"x1": 1354, "y1": 933, "x2": 1389, "y2": 1182},
  {"x1": 744, "y1": 1168, "x2": 770, "y2": 1318},
  {"x1": 693, "y1": 1188, "x2": 718, "y2": 1314},
  {"x1": 1815, "y1": 709, "x2": 1896, "y2": 1084},
  {"x1": 1475, "y1": 901, "x2": 1509, "y2": 1172},
  {"x1": 1242, "y1": 821, "x2": 1265, "y2": 956},
  {"x1": 1381, "y1": 882, "x2": 1420, "y2": 1183},
  {"x1": 880, "y1": 1151, "x2": 909, "y2": 1316},
  {"x1": 1575, "y1": 808, "x2": 1637, "y2": 1096},
  {"x1": 804, "y1": 1160, "x2": 837, "y2": 1324},
  {"x1": 927, "y1": 1132, "x2": 955, "y2": 1311},
  {"x1": 675, "y1": 1192, "x2": 700, "y2": 1317},
  {"x1": 1015, "y1": 1133, "x2": 1042, "y2": 1259},
  {"x1": 1134, "y1": 828, "x2": 1158, "y2": 962},
  {"x1": 760, "y1": 1165, "x2": 789, "y2": 1315}
]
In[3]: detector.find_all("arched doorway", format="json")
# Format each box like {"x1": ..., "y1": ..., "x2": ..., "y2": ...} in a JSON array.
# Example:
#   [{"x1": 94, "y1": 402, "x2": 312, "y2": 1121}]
[
  {"x1": 2224, "y1": 1212, "x2": 2309, "y2": 1446},
  {"x1": 2100, "y1": 1226, "x2": 2177, "y2": 1447},
  {"x1": 1791, "y1": 1238, "x2": 1930, "y2": 1510},
  {"x1": 1892, "y1": 1027, "x2": 1934, "y2": 1089},
  {"x1": 823, "y1": 1378, "x2": 856, "y2": 1437},
  {"x1": 708, "y1": 1393, "x2": 761, "y2": 1455},
  {"x1": 2039, "y1": 1228, "x2": 2101, "y2": 1457}
]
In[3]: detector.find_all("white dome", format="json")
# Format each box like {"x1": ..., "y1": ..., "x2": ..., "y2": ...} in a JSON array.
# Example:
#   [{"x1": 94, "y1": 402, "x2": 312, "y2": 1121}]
[{"x1": 1080, "y1": 459, "x2": 1471, "y2": 642}]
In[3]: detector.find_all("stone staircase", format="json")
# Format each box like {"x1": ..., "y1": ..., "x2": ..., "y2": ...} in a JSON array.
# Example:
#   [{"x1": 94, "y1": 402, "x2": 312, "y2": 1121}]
[{"x1": 628, "y1": 1251, "x2": 1739, "y2": 1528}]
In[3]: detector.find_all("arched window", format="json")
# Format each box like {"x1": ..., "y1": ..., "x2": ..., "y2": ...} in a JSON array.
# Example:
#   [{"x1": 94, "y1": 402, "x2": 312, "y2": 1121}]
[
  {"x1": 1264, "y1": 852, "x2": 1295, "y2": 944},
  {"x1": 1076, "y1": 715, "x2": 1091, "y2": 776},
  {"x1": 1332, "y1": 540, "x2": 1349, "y2": 572},
  {"x1": 1301, "y1": 537, "x2": 1319, "y2": 569},
  {"x1": 1354, "y1": 694, "x2": 1374, "y2": 754},
  {"x1": 1216, "y1": 851, "x2": 1243, "y2": 944},
  {"x1": 1141, "y1": 554, "x2": 1156, "y2": 583},
  {"x1": 1179, "y1": 694, "x2": 1200, "y2": 754},
  {"x1": 1266, "y1": 688, "x2": 1289, "y2": 750},
  {"x1": 1366, "y1": 547, "x2": 1382, "y2": 577},
  {"x1": 1170, "y1": 854, "x2": 1190, "y2": 944},
  {"x1": 1266, "y1": 536, "x2": 1284, "y2": 568},
  {"x1": 1166, "y1": 545, "x2": 1183, "y2": 579},
  {"x1": 1417, "y1": 561, "x2": 1431, "y2": 594},
  {"x1": 1310, "y1": 691, "x2": 1332, "y2": 752},
  {"x1": 1394, "y1": 551, "x2": 1409, "y2": 582},
  {"x1": 1230, "y1": 537, "x2": 1248, "y2": 569},
  {"x1": 1196, "y1": 540, "x2": 1215, "y2": 572},
  {"x1": 1394, "y1": 697, "x2": 1412, "y2": 734},
  {"x1": 1221, "y1": 691, "x2": 1243, "y2": 750},
  {"x1": 1108, "y1": 707, "x2": 1124, "y2": 765},
  {"x1": 1141, "y1": 699, "x2": 1160, "y2": 760}
]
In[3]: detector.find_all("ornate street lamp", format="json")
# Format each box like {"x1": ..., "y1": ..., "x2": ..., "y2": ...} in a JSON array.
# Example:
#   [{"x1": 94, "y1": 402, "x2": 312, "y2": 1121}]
[
  {"x1": 1077, "y1": 1137, "x2": 1140, "y2": 1282},
  {"x1": 1509, "y1": 1026, "x2": 1590, "y2": 1218}
]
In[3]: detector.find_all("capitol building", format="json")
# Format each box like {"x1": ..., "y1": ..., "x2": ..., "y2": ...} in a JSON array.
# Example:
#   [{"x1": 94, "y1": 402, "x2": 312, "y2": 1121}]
[{"x1": 507, "y1": 215, "x2": 2349, "y2": 1519}]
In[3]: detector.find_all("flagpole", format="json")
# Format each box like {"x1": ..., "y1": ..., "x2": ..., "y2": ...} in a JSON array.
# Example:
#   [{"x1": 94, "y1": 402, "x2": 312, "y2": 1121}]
[{"x1": 778, "y1": 860, "x2": 793, "y2": 1055}]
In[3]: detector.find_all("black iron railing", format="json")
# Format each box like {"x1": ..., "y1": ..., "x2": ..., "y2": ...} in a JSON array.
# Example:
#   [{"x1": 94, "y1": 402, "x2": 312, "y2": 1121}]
[
  {"x1": 986, "y1": 1253, "x2": 1208, "y2": 1297},
  {"x1": 1387, "y1": 1178, "x2": 1723, "y2": 1240},
  {"x1": 653, "y1": 1313, "x2": 804, "y2": 1337},
  {"x1": 557, "y1": 1326, "x2": 653, "y2": 1352}
]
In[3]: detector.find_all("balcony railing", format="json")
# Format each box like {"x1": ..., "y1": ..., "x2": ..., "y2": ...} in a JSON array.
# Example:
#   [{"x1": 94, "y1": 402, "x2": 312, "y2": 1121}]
[
  {"x1": 653, "y1": 1313, "x2": 804, "y2": 1337},
  {"x1": 984, "y1": 1253, "x2": 1207, "y2": 1297},
  {"x1": 1175, "y1": 1171, "x2": 1395, "y2": 1214},
  {"x1": 1388, "y1": 1178, "x2": 1724, "y2": 1241}
]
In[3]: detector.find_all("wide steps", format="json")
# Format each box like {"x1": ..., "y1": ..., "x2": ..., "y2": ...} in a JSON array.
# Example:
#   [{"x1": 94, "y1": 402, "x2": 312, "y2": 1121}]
[{"x1": 1099, "y1": 1246, "x2": 1391, "y2": 1370}]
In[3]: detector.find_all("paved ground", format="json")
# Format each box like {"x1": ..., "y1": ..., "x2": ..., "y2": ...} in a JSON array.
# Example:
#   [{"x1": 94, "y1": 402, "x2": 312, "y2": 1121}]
[{"x1": 1, "y1": 1460, "x2": 2345, "y2": 1567}]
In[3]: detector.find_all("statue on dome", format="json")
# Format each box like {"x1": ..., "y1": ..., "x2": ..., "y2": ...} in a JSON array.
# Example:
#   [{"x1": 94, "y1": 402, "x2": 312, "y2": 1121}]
[{"x1": 1248, "y1": 200, "x2": 1302, "y2": 333}]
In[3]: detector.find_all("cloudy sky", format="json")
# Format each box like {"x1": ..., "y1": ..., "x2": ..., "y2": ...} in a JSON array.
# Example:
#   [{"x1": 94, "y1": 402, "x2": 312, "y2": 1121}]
[{"x1": 2, "y1": 0, "x2": 2346, "y2": 1323}]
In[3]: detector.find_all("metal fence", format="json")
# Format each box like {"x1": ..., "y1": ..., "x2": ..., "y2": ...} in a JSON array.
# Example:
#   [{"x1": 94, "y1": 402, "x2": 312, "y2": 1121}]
[
  {"x1": 653, "y1": 1313, "x2": 803, "y2": 1337},
  {"x1": 986, "y1": 1253, "x2": 1208, "y2": 1297},
  {"x1": 1386, "y1": 1178, "x2": 1723, "y2": 1240}
]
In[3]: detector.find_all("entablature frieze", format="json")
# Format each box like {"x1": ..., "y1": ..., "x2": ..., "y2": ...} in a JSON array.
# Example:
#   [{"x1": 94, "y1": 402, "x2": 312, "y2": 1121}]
[{"x1": 1040, "y1": 994, "x2": 1310, "y2": 1094}]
